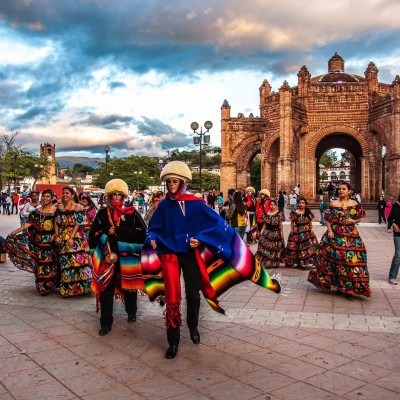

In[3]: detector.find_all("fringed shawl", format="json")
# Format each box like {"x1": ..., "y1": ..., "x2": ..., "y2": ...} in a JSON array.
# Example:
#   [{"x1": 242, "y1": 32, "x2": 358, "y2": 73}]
[{"x1": 141, "y1": 196, "x2": 281, "y2": 314}]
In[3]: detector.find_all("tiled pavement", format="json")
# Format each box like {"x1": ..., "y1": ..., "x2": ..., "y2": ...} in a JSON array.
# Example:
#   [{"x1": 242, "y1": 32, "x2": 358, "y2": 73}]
[{"x1": 0, "y1": 212, "x2": 399, "y2": 399}]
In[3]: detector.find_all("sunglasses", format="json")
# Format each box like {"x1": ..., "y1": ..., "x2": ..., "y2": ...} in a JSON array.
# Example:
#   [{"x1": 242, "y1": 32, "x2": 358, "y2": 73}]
[{"x1": 112, "y1": 193, "x2": 124, "y2": 196}]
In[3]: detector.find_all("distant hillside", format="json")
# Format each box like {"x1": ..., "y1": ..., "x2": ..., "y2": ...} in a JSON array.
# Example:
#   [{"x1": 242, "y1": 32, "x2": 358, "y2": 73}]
[{"x1": 56, "y1": 156, "x2": 103, "y2": 169}]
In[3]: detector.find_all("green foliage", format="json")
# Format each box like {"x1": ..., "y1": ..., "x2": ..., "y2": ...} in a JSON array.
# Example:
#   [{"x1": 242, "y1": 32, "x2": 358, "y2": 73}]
[
  {"x1": 320, "y1": 171, "x2": 328, "y2": 181},
  {"x1": 190, "y1": 171, "x2": 220, "y2": 191},
  {"x1": 0, "y1": 131, "x2": 50, "y2": 191},
  {"x1": 250, "y1": 157, "x2": 261, "y2": 190},
  {"x1": 320, "y1": 150, "x2": 338, "y2": 167}
]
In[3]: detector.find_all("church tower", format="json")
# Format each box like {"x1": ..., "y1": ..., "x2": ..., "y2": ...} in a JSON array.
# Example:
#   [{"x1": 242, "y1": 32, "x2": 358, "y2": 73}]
[{"x1": 39, "y1": 143, "x2": 57, "y2": 184}]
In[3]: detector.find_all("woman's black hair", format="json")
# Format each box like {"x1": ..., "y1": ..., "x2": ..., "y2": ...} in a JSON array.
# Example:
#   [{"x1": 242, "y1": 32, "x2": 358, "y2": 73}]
[
  {"x1": 62, "y1": 186, "x2": 79, "y2": 203},
  {"x1": 80, "y1": 193, "x2": 98, "y2": 210},
  {"x1": 269, "y1": 199, "x2": 277, "y2": 206},
  {"x1": 233, "y1": 191, "x2": 246, "y2": 215},
  {"x1": 298, "y1": 197, "x2": 312, "y2": 218},
  {"x1": 41, "y1": 189, "x2": 53, "y2": 198},
  {"x1": 339, "y1": 182, "x2": 352, "y2": 190}
]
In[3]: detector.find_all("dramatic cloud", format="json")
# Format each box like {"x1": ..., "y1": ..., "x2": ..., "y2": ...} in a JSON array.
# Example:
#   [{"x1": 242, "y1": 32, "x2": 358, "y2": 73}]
[{"x1": 0, "y1": 0, "x2": 399, "y2": 157}]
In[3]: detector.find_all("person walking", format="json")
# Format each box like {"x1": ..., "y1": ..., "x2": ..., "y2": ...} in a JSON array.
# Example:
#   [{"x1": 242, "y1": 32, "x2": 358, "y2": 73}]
[
  {"x1": 5, "y1": 189, "x2": 59, "y2": 295},
  {"x1": 89, "y1": 179, "x2": 146, "y2": 336},
  {"x1": 54, "y1": 187, "x2": 92, "y2": 298},
  {"x1": 141, "y1": 161, "x2": 282, "y2": 359},
  {"x1": 255, "y1": 189, "x2": 271, "y2": 231},
  {"x1": 308, "y1": 183, "x2": 371, "y2": 298},
  {"x1": 377, "y1": 196, "x2": 387, "y2": 225},
  {"x1": 284, "y1": 198, "x2": 319, "y2": 268},
  {"x1": 385, "y1": 199, "x2": 393, "y2": 232},
  {"x1": 387, "y1": 194, "x2": 400, "y2": 285},
  {"x1": 255, "y1": 199, "x2": 285, "y2": 268}
]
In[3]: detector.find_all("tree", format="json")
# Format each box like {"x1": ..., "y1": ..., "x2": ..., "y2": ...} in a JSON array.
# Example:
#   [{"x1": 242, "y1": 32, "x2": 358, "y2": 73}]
[
  {"x1": 250, "y1": 157, "x2": 261, "y2": 190},
  {"x1": 319, "y1": 150, "x2": 338, "y2": 167},
  {"x1": 0, "y1": 130, "x2": 50, "y2": 191},
  {"x1": 339, "y1": 150, "x2": 351, "y2": 165},
  {"x1": 190, "y1": 171, "x2": 220, "y2": 191}
]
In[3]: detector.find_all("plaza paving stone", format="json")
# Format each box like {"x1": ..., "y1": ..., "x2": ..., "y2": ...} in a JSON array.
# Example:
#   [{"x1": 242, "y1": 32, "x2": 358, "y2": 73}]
[{"x1": 0, "y1": 212, "x2": 399, "y2": 399}]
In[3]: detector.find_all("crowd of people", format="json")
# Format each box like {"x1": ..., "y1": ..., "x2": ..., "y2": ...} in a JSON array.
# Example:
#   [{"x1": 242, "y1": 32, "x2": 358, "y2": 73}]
[{"x1": 1, "y1": 167, "x2": 399, "y2": 359}]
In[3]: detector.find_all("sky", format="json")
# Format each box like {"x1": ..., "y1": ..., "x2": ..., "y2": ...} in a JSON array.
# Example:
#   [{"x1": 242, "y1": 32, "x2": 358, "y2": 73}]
[{"x1": 1, "y1": 0, "x2": 400, "y2": 159}]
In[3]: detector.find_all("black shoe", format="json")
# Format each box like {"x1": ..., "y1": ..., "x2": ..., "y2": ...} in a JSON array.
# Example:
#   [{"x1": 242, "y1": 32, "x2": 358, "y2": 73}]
[
  {"x1": 165, "y1": 345, "x2": 178, "y2": 359},
  {"x1": 127, "y1": 314, "x2": 136, "y2": 323},
  {"x1": 190, "y1": 329, "x2": 200, "y2": 345},
  {"x1": 99, "y1": 326, "x2": 111, "y2": 336}
]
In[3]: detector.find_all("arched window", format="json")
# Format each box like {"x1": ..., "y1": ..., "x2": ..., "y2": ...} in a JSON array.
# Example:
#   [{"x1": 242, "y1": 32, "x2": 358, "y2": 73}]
[
  {"x1": 339, "y1": 171, "x2": 346, "y2": 180},
  {"x1": 331, "y1": 172, "x2": 338, "y2": 181}
]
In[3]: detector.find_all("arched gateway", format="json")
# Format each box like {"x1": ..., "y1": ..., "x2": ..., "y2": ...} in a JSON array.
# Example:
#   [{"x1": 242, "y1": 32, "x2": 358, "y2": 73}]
[{"x1": 220, "y1": 53, "x2": 400, "y2": 201}]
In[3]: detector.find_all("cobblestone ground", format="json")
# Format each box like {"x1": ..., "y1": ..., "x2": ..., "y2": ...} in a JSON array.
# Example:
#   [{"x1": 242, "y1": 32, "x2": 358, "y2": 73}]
[{"x1": 0, "y1": 211, "x2": 399, "y2": 400}]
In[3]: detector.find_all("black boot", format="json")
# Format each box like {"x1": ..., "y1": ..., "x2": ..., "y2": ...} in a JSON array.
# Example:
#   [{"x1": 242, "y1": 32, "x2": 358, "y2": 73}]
[
  {"x1": 190, "y1": 328, "x2": 200, "y2": 345},
  {"x1": 165, "y1": 344, "x2": 178, "y2": 359}
]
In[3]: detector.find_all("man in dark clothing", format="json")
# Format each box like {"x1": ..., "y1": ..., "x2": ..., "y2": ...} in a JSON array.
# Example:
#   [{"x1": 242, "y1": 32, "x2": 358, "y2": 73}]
[
  {"x1": 388, "y1": 194, "x2": 400, "y2": 285},
  {"x1": 207, "y1": 189, "x2": 217, "y2": 209}
]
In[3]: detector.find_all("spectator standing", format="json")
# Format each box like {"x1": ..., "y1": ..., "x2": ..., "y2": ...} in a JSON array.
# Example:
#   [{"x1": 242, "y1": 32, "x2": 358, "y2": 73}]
[
  {"x1": 278, "y1": 190, "x2": 285, "y2": 217},
  {"x1": 326, "y1": 182, "x2": 335, "y2": 201},
  {"x1": 4, "y1": 194, "x2": 11, "y2": 215},
  {"x1": 11, "y1": 192, "x2": 19, "y2": 214},
  {"x1": 377, "y1": 196, "x2": 387, "y2": 224},
  {"x1": 289, "y1": 190, "x2": 297, "y2": 212},
  {"x1": 294, "y1": 184, "x2": 300, "y2": 200},
  {"x1": 387, "y1": 195, "x2": 400, "y2": 285},
  {"x1": 244, "y1": 186, "x2": 256, "y2": 244},
  {"x1": 207, "y1": 189, "x2": 217, "y2": 209},
  {"x1": 319, "y1": 195, "x2": 328, "y2": 226}
]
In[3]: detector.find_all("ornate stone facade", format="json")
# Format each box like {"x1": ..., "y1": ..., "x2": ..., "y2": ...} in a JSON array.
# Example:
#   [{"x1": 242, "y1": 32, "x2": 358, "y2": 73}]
[{"x1": 220, "y1": 53, "x2": 400, "y2": 201}]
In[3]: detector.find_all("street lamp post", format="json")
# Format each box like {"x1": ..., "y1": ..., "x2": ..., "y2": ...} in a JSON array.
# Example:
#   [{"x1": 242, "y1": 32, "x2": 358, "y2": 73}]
[
  {"x1": 104, "y1": 146, "x2": 110, "y2": 173},
  {"x1": 134, "y1": 171, "x2": 142, "y2": 191},
  {"x1": 191, "y1": 121, "x2": 212, "y2": 192}
]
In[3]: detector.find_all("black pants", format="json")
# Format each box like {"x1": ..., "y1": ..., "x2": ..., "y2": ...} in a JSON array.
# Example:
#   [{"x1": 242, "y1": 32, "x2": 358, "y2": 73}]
[
  {"x1": 100, "y1": 270, "x2": 137, "y2": 328},
  {"x1": 11, "y1": 204, "x2": 18, "y2": 214},
  {"x1": 378, "y1": 209, "x2": 386, "y2": 224},
  {"x1": 167, "y1": 251, "x2": 201, "y2": 346}
]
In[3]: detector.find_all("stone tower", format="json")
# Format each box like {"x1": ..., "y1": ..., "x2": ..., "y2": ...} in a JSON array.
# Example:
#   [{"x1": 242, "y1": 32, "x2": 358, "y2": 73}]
[{"x1": 39, "y1": 143, "x2": 57, "y2": 184}]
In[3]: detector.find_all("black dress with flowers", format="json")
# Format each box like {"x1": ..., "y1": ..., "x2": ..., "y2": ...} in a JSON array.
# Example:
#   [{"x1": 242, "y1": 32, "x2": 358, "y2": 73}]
[
  {"x1": 5, "y1": 209, "x2": 59, "y2": 295},
  {"x1": 255, "y1": 211, "x2": 284, "y2": 268},
  {"x1": 56, "y1": 209, "x2": 92, "y2": 297},
  {"x1": 284, "y1": 210, "x2": 319, "y2": 267},
  {"x1": 307, "y1": 205, "x2": 371, "y2": 297}
]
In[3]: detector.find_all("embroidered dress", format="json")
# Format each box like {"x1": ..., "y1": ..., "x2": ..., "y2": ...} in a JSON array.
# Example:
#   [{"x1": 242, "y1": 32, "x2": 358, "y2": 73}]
[
  {"x1": 255, "y1": 211, "x2": 284, "y2": 268},
  {"x1": 5, "y1": 209, "x2": 59, "y2": 295},
  {"x1": 56, "y1": 209, "x2": 92, "y2": 297},
  {"x1": 307, "y1": 205, "x2": 371, "y2": 297},
  {"x1": 284, "y1": 210, "x2": 319, "y2": 267},
  {"x1": 82, "y1": 206, "x2": 97, "y2": 241}
]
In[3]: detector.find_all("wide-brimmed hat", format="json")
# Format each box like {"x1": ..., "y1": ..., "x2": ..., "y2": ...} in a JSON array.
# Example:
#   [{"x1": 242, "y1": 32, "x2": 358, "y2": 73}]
[
  {"x1": 160, "y1": 161, "x2": 192, "y2": 182},
  {"x1": 104, "y1": 179, "x2": 129, "y2": 196}
]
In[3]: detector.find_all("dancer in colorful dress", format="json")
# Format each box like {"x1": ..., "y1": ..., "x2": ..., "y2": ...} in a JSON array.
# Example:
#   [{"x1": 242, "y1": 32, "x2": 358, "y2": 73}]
[
  {"x1": 54, "y1": 187, "x2": 92, "y2": 298},
  {"x1": 79, "y1": 193, "x2": 97, "y2": 240},
  {"x1": 142, "y1": 161, "x2": 282, "y2": 359},
  {"x1": 5, "y1": 189, "x2": 59, "y2": 295},
  {"x1": 284, "y1": 198, "x2": 319, "y2": 268},
  {"x1": 89, "y1": 179, "x2": 146, "y2": 336},
  {"x1": 308, "y1": 183, "x2": 371, "y2": 298},
  {"x1": 255, "y1": 199, "x2": 285, "y2": 268}
]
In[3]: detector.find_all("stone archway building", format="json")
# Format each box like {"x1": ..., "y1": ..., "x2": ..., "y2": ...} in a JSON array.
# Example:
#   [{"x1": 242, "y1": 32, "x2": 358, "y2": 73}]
[{"x1": 220, "y1": 53, "x2": 400, "y2": 201}]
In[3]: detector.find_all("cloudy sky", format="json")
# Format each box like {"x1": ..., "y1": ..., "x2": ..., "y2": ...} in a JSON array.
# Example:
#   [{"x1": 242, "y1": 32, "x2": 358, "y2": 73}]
[{"x1": 1, "y1": 0, "x2": 400, "y2": 159}]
